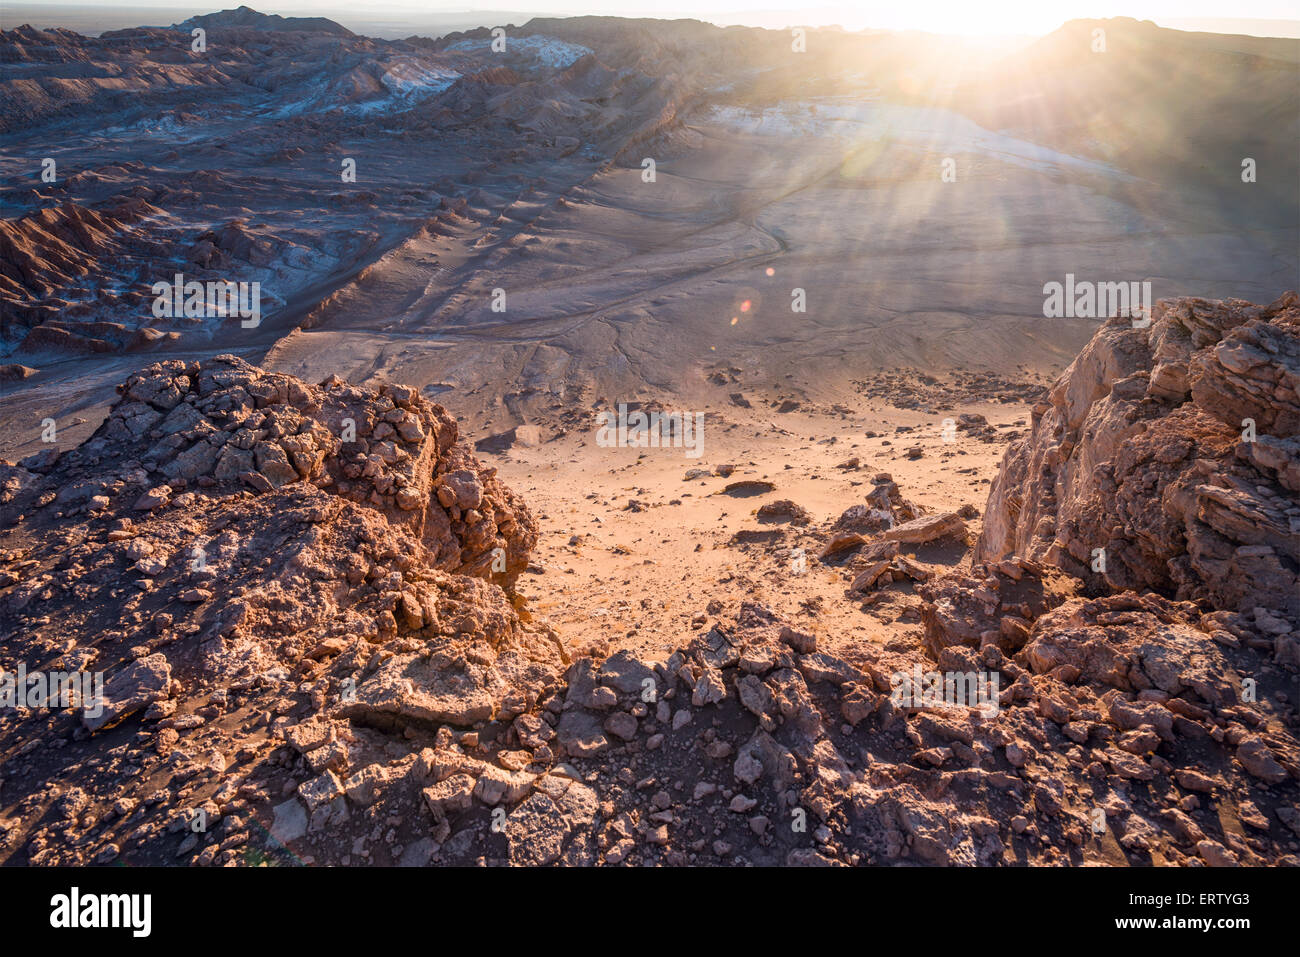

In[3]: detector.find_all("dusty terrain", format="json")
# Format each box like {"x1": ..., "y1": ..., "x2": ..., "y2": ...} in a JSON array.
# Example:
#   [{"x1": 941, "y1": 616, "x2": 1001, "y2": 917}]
[
  {"x1": 0, "y1": 10, "x2": 1297, "y2": 868},
  {"x1": 1, "y1": 295, "x2": 1296, "y2": 869},
  {"x1": 504, "y1": 380, "x2": 1038, "y2": 663}
]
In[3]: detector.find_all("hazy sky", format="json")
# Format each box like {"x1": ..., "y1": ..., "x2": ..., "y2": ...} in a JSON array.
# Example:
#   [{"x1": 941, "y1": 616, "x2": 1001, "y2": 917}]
[{"x1": 15, "y1": 0, "x2": 1300, "y2": 36}]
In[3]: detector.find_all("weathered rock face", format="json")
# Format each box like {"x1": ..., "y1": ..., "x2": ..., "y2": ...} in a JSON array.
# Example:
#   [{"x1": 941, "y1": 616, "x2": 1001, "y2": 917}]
[
  {"x1": 0, "y1": 358, "x2": 587, "y2": 865},
  {"x1": 905, "y1": 295, "x2": 1300, "y2": 869},
  {"x1": 14, "y1": 355, "x2": 537, "y2": 584},
  {"x1": 918, "y1": 556, "x2": 1079, "y2": 660},
  {"x1": 977, "y1": 293, "x2": 1300, "y2": 623},
  {"x1": 1, "y1": 357, "x2": 556, "y2": 707},
  {"x1": 1020, "y1": 594, "x2": 1241, "y2": 707}
]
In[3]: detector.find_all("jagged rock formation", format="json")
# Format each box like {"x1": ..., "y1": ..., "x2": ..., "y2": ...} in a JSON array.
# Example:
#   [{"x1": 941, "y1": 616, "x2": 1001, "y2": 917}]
[
  {"x1": 2, "y1": 356, "x2": 548, "y2": 702},
  {"x1": 978, "y1": 292, "x2": 1300, "y2": 621},
  {"x1": 0, "y1": 360, "x2": 572, "y2": 863},
  {"x1": 9, "y1": 355, "x2": 537, "y2": 580},
  {"x1": 909, "y1": 294, "x2": 1300, "y2": 865},
  {"x1": 0, "y1": 198, "x2": 167, "y2": 337}
]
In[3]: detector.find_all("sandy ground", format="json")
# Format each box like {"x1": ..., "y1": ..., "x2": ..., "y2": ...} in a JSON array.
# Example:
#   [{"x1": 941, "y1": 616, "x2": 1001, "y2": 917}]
[{"x1": 494, "y1": 396, "x2": 1029, "y2": 662}]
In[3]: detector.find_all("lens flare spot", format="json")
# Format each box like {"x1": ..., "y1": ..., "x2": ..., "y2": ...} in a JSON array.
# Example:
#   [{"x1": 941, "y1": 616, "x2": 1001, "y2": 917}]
[
  {"x1": 740, "y1": 300, "x2": 751, "y2": 312},
  {"x1": 730, "y1": 317, "x2": 738, "y2": 325},
  {"x1": 765, "y1": 267, "x2": 775, "y2": 277}
]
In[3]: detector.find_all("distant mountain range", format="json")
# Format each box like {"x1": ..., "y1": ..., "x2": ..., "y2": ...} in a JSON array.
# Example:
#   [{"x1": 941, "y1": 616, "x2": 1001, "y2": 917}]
[{"x1": 172, "y1": 5, "x2": 353, "y2": 36}]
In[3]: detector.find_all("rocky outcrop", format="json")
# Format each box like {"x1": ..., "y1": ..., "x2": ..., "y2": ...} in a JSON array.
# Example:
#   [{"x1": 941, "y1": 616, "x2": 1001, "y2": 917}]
[
  {"x1": 42, "y1": 355, "x2": 535, "y2": 581},
  {"x1": 977, "y1": 293, "x2": 1300, "y2": 622},
  {"x1": 912, "y1": 549, "x2": 1300, "y2": 866},
  {"x1": 905, "y1": 294, "x2": 1300, "y2": 868},
  {"x1": 0, "y1": 359, "x2": 583, "y2": 864},
  {"x1": 1, "y1": 356, "x2": 550, "y2": 700}
]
